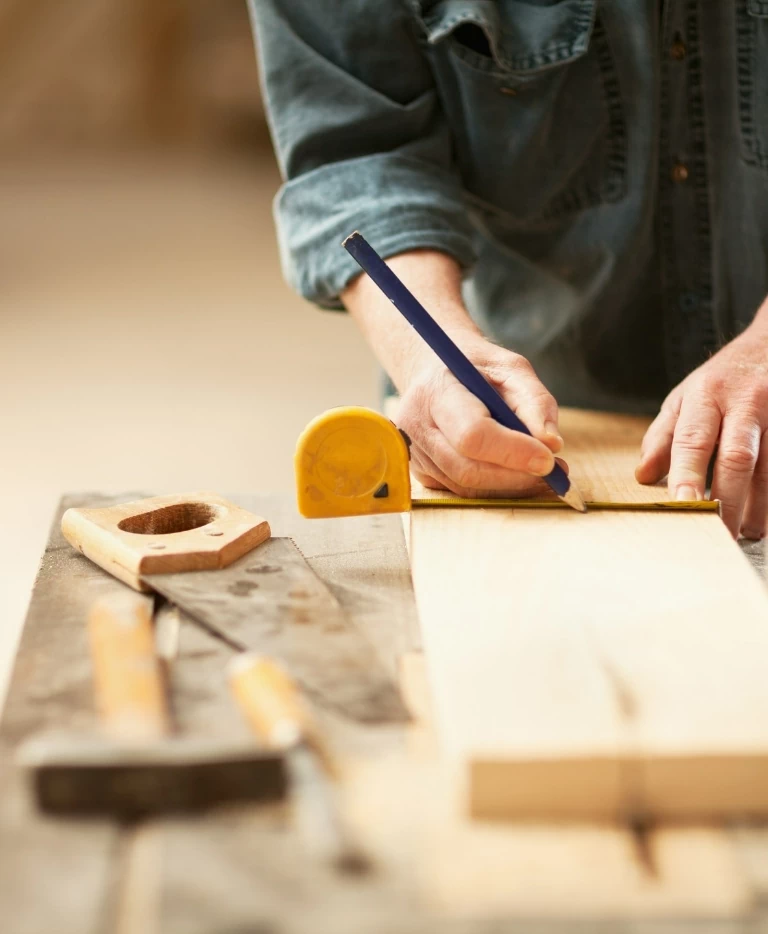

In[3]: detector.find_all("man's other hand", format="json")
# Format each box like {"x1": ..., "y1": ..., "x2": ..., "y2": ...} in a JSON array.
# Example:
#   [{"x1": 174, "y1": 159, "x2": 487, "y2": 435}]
[{"x1": 636, "y1": 322, "x2": 768, "y2": 539}]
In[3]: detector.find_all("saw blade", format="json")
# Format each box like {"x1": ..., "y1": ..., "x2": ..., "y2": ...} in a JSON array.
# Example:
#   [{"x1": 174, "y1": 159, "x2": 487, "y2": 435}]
[{"x1": 145, "y1": 538, "x2": 408, "y2": 724}]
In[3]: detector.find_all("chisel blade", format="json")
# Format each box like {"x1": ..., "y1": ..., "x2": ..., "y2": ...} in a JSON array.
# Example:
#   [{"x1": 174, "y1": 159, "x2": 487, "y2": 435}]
[{"x1": 146, "y1": 538, "x2": 408, "y2": 724}]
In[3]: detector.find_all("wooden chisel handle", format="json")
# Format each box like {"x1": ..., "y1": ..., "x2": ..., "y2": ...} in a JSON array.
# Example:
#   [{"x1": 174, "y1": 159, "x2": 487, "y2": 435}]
[
  {"x1": 228, "y1": 654, "x2": 337, "y2": 777},
  {"x1": 89, "y1": 591, "x2": 170, "y2": 742},
  {"x1": 228, "y1": 653, "x2": 369, "y2": 874},
  {"x1": 227, "y1": 654, "x2": 313, "y2": 750}
]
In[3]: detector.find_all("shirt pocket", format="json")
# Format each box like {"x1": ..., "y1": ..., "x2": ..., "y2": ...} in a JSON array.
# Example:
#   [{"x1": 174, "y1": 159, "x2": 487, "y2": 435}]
[
  {"x1": 415, "y1": 0, "x2": 627, "y2": 222},
  {"x1": 737, "y1": 0, "x2": 768, "y2": 170}
]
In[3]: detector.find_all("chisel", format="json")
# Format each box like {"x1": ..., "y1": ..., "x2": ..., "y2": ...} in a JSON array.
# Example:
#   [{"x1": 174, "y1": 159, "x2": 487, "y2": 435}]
[{"x1": 229, "y1": 653, "x2": 370, "y2": 874}]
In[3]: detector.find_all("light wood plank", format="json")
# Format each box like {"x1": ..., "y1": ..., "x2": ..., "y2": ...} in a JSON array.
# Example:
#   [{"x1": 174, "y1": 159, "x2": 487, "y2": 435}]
[
  {"x1": 347, "y1": 657, "x2": 754, "y2": 921},
  {"x1": 410, "y1": 459, "x2": 768, "y2": 820},
  {"x1": 547, "y1": 408, "x2": 669, "y2": 504},
  {"x1": 348, "y1": 758, "x2": 754, "y2": 920}
]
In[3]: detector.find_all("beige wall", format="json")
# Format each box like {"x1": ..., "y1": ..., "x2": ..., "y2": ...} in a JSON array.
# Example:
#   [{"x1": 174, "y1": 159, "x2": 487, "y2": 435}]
[
  {"x1": 0, "y1": 2, "x2": 379, "y2": 707},
  {"x1": 0, "y1": 0, "x2": 264, "y2": 152}
]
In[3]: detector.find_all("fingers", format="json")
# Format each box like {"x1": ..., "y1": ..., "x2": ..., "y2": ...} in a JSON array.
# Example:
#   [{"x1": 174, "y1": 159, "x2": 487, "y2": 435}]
[
  {"x1": 432, "y1": 376, "x2": 556, "y2": 476},
  {"x1": 421, "y1": 426, "x2": 553, "y2": 497},
  {"x1": 667, "y1": 392, "x2": 722, "y2": 502},
  {"x1": 741, "y1": 430, "x2": 768, "y2": 539},
  {"x1": 399, "y1": 355, "x2": 563, "y2": 498},
  {"x1": 491, "y1": 356, "x2": 563, "y2": 453},
  {"x1": 635, "y1": 397, "x2": 680, "y2": 484},
  {"x1": 711, "y1": 418, "x2": 761, "y2": 538}
]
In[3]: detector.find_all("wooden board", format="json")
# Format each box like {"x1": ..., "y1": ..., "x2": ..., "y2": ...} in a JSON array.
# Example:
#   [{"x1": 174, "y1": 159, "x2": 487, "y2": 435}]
[
  {"x1": 411, "y1": 408, "x2": 717, "y2": 508},
  {"x1": 409, "y1": 414, "x2": 768, "y2": 821},
  {"x1": 4, "y1": 491, "x2": 768, "y2": 930},
  {"x1": 0, "y1": 493, "x2": 423, "y2": 934}
]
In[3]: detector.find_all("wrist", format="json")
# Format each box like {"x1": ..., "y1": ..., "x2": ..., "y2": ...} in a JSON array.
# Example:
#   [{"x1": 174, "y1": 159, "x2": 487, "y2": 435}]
[{"x1": 397, "y1": 319, "x2": 488, "y2": 392}]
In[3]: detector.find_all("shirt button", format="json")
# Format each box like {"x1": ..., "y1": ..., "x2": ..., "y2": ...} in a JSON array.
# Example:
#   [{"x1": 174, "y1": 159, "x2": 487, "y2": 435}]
[
  {"x1": 671, "y1": 162, "x2": 689, "y2": 183},
  {"x1": 680, "y1": 292, "x2": 698, "y2": 312},
  {"x1": 670, "y1": 39, "x2": 687, "y2": 61}
]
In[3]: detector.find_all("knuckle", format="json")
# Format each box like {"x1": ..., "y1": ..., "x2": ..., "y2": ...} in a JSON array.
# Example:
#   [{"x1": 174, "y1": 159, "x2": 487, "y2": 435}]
[
  {"x1": 525, "y1": 386, "x2": 556, "y2": 409},
  {"x1": 493, "y1": 355, "x2": 536, "y2": 386},
  {"x1": 661, "y1": 390, "x2": 682, "y2": 417},
  {"x1": 697, "y1": 372, "x2": 726, "y2": 397},
  {"x1": 719, "y1": 442, "x2": 758, "y2": 474},
  {"x1": 674, "y1": 423, "x2": 713, "y2": 455},
  {"x1": 453, "y1": 421, "x2": 486, "y2": 459},
  {"x1": 453, "y1": 462, "x2": 480, "y2": 491},
  {"x1": 507, "y1": 353, "x2": 533, "y2": 373}
]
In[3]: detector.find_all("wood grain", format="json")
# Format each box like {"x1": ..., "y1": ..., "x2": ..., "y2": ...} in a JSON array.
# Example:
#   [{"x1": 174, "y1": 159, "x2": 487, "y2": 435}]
[
  {"x1": 410, "y1": 488, "x2": 768, "y2": 820},
  {"x1": 148, "y1": 537, "x2": 409, "y2": 724}
]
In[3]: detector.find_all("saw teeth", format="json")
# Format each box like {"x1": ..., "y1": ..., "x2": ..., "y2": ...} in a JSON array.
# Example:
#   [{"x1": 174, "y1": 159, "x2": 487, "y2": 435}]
[{"x1": 289, "y1": 537, "x2": 310, "y2": 561}]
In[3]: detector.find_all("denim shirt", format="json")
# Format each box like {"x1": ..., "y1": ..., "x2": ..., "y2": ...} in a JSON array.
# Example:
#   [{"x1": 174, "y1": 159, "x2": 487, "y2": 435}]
[{"x1": 249, "y1": 0, "x2": 768, "y2": 412}]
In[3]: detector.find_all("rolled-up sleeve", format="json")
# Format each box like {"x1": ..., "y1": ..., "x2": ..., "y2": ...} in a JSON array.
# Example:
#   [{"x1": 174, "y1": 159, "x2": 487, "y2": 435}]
[{"x1": 248, "y1": 1, "x2": 476, "y2": 309}]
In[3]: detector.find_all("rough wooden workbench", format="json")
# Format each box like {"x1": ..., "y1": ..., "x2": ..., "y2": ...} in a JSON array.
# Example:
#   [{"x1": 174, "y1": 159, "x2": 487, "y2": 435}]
[{"x1": 2, "y1": 493, "x2": 768, "y2": 933}]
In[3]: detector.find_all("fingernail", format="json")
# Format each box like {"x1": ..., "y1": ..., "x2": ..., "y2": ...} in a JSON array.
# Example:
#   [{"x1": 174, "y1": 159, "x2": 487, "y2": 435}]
[
  {"x1": 528, "y1": 454, "x2": 555, "y2": 476},
  {"x1": 544, "y1": 420, "x2": 563, "y2": 446},
  {"x1": 675, "y1": 484, "x2": 701, "y2": 502},
  {"x1": 742, "y1": 527, "x2": 766, "y2": 541}
]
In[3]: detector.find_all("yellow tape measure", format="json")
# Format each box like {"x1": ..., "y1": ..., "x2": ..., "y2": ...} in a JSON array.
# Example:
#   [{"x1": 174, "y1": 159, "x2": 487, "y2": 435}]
[{"x1": 295, "y1": 407, "x2": 411, "y2": 518}]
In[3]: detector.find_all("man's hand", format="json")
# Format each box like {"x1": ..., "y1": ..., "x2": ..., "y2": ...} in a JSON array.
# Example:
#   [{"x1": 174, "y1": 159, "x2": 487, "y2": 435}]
[
  {"x1": 341, "y1": 248, "x2": 564, "y2": 497},
  {"x1": 398, "y1": 338, "x2": 565, "y2": 498},
  {"x1": 636, "y1": 321, "x2": 768, "y2": 539}
]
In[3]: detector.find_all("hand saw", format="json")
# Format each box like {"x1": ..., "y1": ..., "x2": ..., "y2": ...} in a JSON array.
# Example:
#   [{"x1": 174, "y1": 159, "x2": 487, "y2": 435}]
[{"x1": 61, "y1": 492, "x2": 407, "y2": 724}]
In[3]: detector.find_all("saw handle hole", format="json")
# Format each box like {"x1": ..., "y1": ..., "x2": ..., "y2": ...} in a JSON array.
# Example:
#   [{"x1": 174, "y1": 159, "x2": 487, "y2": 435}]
[{"x1": 118, "y1": 502, "x2": 221, "y2": 535}]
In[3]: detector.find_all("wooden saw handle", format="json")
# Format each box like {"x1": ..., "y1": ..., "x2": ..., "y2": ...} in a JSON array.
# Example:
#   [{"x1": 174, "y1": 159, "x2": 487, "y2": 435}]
[
  {"x1": 88, "y1": 591, "x2": 170, "y2": 741},
  {"x1": 62, "y1": 492, "x2": 271, "y2": 591}
]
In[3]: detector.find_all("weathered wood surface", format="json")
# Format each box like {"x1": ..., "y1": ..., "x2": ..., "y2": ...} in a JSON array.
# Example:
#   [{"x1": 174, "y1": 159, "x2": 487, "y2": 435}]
[
  {"x1": 3, "y1": 492, "x2": 768, "y2": 933},
  {"x1": 0, "y1": 493, "x2": 420, "y2": 934},
  {"x1": 0, "y1": 493, "x2": 138, "y2": 934},
  {"x1": 149, "y1": 537, "x2": 408, "y2": 724}
]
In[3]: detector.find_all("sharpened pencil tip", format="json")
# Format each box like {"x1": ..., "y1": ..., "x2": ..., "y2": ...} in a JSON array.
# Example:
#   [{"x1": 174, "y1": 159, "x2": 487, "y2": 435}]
[{"x1": 561, "y1": 485, "x2": 588, "y2": 513}]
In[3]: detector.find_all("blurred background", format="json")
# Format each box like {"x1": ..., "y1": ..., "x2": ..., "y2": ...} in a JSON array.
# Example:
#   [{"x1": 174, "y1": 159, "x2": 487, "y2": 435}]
[{"x1": 0, "y1": 0, "x2": 378, "y2": 706}]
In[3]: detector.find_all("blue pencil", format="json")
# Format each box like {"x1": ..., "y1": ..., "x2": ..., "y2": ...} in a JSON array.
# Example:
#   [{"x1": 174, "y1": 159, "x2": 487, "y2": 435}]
[{"x1": 342, "y1": 231, "x2": 587, "y2": 513}]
